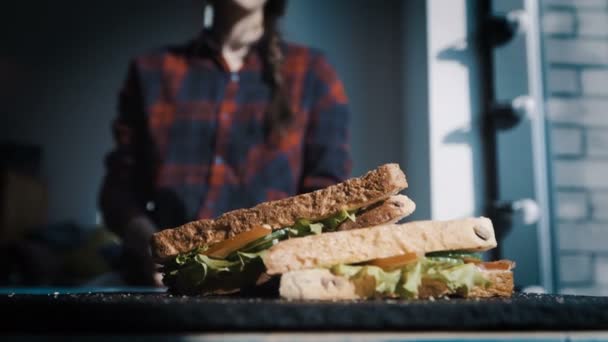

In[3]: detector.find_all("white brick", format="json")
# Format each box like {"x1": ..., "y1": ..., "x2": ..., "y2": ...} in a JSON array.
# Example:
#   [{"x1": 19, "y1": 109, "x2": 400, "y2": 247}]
[
  {"x1": 556, "y1": 191, "x2": 588, "y2": 220},
  {"x1": 554, "y1": 159, "x2": 608, "y2": 188},
  {"x1": 595, "y1": 257, "x2": 608, "y2": 285},
  {"x1": 559, "y1": 223, "x2": 608, "y2": 252},
  {"x1": 544, "y1": 0, "x2": 608, "y2": 9},
  {"x1": 590, "y1": 191, "x2": 608, "y2": 220},
  {"x1": 587, "y1": 129, "x2": 608, "y2": 157},
  {"x1": 560, "y1": 254, "x2": 592, "y2": 283},
  {"x1": 545, "y1": 39, "x2": 608, "y2": 65},
  {"x1": 578, "y1": 12, "x2": 608, "y2": 37},
  {"x1": 581, "y1": 69, "x2": 608, "y2": 96},
  {"x1": 548, "y1": 68, "x2": 579, "y2": 93},
  {"x1": 547, "y1": 98, "x2": 608, "y2": 126},
  {"x1": 543, "y1": 11, "x2": 575, "y2": 35},
  {"x1": 551, "y1": 126, "x2": 583, "y2": 156}
]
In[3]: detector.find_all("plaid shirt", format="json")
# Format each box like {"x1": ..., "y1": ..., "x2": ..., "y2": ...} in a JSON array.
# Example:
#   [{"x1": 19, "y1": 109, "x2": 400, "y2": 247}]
[{"x1": 99, "y1": 34, "x2": 352, "y2": 231}]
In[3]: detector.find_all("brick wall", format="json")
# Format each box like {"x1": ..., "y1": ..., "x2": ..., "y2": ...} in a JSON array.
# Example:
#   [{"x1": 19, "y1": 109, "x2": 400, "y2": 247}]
[{"x1": 541, "y1": 0, "x2": 608, "y2": 295}]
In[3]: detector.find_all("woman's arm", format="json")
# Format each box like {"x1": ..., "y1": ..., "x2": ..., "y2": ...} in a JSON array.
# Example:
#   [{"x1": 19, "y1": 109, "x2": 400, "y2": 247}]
[
  {"x1": 99, "y1": 61, "x2": 156, "y2": 237},
  {"x1": 299, "y1": 52, "x2": 353, "y2": 193},
  {"x1": 99, "y1": 61, "x2": 161, "y2": 286}
]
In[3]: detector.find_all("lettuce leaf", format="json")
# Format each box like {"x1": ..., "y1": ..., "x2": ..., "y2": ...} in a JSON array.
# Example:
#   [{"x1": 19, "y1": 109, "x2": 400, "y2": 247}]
[
  {"x1": 361, "y1": 266, "x2": 401, "y2": 295},
  {"x1": 162, "y1": 246, "x2": 268, "y2": 295},
  {"x1": 331, "y1": 264, "x2": 361, "y2": 278},
  {"x1": 288, "y1": 220, "x2": 325, "y2": 237},
  {"x1": 330, "y1": 256, "x2": 490, "y2": 299},
  {"x1": 322, "y1": 209, "x2": 356, "y2": 231},
  {"x1": 399, "y1": 260, "x2": 422, "y2": 298},
  {"x1": 332, "y1": 264, "x2": 401, "y2": 297},
  {"x1": 427, "y1": 263, "x2": 491, "y2": 294},
  {"x1": 426, "y1": 250, "x2": 483, "y2": 260}
]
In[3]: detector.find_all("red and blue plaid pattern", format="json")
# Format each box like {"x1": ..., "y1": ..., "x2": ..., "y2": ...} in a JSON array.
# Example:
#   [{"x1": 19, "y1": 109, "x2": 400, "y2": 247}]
[{"x1": 101, "y1": 35, "x2": 352, "y2": 230}]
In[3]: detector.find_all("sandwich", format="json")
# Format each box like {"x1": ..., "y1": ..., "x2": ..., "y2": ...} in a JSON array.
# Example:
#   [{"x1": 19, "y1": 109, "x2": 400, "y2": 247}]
[
  {"x1": 273, "y1": 217, "x2": 515, "y2": 300},
  {"x1": 152, "y1": 163, "x2": 415, "y2": 295},
  {"x1": 151, "y1": 163, "x2": 515, "y2": 299}
]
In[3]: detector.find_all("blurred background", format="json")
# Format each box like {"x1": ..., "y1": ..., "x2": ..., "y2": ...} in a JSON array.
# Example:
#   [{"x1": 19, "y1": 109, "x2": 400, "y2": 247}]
[{"x1": 0, "y1": 0, "x2": 607, "y2": 295}]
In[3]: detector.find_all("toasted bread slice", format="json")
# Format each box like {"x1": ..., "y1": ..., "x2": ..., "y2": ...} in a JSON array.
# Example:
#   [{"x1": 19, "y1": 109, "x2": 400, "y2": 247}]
[
  {"x1": 279, "y1": 264, "x2": 514, "y2": 300},
  {"x1": 151, "y1": 163, "x2": 408, "y2": 261},
  {"x1": 337, "y1": 194, "x2": 415, "y2": 231},
  {"x1": 263, "y1": 217, "x2": 497, "y2": 275}
]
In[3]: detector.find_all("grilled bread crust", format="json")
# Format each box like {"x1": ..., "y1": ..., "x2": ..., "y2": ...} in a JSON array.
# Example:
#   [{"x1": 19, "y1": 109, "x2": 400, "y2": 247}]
[
  {"x1": 151, "y1": 163, "x2": 408, "y2": 261},
  {"x1": 337, "y1": 195, "x2": 415, "y2": 231}
]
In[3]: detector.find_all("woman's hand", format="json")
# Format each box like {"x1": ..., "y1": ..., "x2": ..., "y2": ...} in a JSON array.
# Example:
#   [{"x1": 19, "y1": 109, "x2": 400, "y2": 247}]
[{"x1": 120, "y1": 216, "x2": 163, "y2": 287}]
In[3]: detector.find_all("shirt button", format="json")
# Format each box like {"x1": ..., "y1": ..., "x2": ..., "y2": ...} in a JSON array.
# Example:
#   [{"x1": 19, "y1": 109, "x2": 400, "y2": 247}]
[
  {"x1": 230, "y1": 73, "x2": 239, "y2": 82},
  {"x1": 214, "y1": 156, "x2": 223, "y2": 164},
  {"x1": 145, "y1": 201, "x2": 156, "y2": 212}
]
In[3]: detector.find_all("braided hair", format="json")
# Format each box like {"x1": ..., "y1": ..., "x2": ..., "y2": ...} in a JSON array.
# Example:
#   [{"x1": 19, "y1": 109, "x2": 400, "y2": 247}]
[{"x1": 259, "y1": 0, "x2": 292, "y2": 138}]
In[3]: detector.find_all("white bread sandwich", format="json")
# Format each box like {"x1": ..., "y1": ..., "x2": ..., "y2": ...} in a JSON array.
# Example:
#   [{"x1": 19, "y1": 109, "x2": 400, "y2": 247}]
[{"x1": 274, "y1": 217, "x2": 515, "y2": 300}]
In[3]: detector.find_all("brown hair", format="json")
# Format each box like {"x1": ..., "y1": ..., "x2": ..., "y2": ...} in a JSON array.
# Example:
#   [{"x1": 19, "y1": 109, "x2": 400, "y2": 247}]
[
  {"x1": 203, "y1": 0, "x2": 292, "y2": 138},
  {"x1": 259, "y1": 0, "x2": 292, "y2": 138}
]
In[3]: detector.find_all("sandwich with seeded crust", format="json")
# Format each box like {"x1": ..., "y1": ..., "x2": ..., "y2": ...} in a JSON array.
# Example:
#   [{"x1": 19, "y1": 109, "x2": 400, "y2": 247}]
[{"x1": 151, "y1": 163, "x2": 413, "y2": 261}]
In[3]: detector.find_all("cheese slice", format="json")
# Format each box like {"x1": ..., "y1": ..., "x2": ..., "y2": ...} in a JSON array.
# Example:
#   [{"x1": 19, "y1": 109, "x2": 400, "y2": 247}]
[{"x1": 366, "y1": 252, "x2": 419, "y2": 270}]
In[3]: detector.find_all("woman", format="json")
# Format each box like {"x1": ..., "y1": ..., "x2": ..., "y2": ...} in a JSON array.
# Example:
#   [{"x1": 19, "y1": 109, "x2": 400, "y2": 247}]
[{"x1": 99, "y1": 0, "x2": 352, "y2": 285}]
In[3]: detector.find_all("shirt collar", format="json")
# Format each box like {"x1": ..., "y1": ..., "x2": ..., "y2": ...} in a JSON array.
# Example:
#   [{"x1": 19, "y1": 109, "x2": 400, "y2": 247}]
[{"x1": 192, "y1": 29, "x2": 262, "y2": 72}]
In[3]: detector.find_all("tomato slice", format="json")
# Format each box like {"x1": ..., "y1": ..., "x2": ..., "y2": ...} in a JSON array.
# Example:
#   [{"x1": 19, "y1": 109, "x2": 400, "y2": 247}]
[
  {"x1": 462, "y1": 257, "x2": 483, "y2": 265},
  {"x1": 478, "y1": 260, "x2": 515, "y2": 271},
  {"x1": 205, "y1": 225, "x2": 272, "y2": 258},
  {"x1": 463, "y1": 258, "x2": 515, "y2": 270},
  {"x1": 367, "y1": 252, "x2": 420, "y2": 270}
]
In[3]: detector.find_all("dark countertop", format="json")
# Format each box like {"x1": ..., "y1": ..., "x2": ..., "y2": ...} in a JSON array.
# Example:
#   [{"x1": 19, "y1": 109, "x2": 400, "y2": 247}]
[{"x1": 1, "y1": 292, "x2": 608, "y2": 333}]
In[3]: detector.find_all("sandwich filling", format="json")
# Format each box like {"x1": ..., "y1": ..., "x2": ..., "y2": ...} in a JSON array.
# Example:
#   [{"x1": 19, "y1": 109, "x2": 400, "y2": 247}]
[
  {"x1": 161, "y1": 211, "x2": 507, "y2": 298},
  {"x1": 161, "y1": 210, "x2": 357, "y2": 295},
  {"x1": 330, "y1": 252, "x2": 494, "y2": 299}
]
